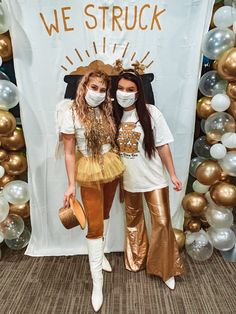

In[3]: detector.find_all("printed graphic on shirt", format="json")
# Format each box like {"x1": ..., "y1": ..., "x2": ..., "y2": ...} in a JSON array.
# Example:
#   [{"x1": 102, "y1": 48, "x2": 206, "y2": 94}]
[{"x1": 118, "y1": 122, "x2": 141, "y2": 159}]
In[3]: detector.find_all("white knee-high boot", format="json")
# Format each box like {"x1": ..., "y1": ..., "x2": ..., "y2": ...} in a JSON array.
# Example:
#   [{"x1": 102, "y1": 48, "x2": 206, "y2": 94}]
[
  {"x1": 87, "y1": 238, "x2": 103, "y2": 312},
  {"x1": 102, "y1": 219, "x2": 112, "y2": 272}
]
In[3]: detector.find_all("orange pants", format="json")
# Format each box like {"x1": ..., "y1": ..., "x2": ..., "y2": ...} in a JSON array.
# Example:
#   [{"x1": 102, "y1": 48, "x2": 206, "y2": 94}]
[
  {"x1": 80, "y1": 179, "x2": 119, "y2": 239},
  {"x1": 124, "y1": 186, "x2": 184, "y2": 281}
]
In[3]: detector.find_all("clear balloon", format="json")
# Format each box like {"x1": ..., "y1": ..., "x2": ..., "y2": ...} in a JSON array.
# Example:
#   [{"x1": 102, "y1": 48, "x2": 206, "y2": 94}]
[
  {"x1": 221, "y1": 132, "x2": 236, "y2": 148},
  {"x1": 0, "y1": 71, "x2": 10, "y2": 81},
  {"x1": 185, "y1": 230, "x2": 213, "y2": 261},
  {"x1": 0, "y1": 165, "x2": 5, "y2": 178},
  {"x1": 211, "y1": 94, "x2": 230, "y2": 112},
  {"x1": 213, "y1": 6, "x2": 236, "y2": 28},
  {"x1": 5, "y1": 226, "x2": 30, "y2": 250},
  {"x1": 207, "y1": 227, "x2": 236, "y2": 251},
  {"x1": 194, "y1": 136, "x2": 212, "y2": 158},
  {"x1": 202, "y1": 28, "x2": 235, "y2": 60},
  {"x1": 199, "y1": 71, "x2": 228, "y2": 97},
  {"x1": 0, "y1": 81, "x2": 19, "y2": 111},
  {"x1": 205, "y1": 112, "x2": 235, "y2": 141},
  {"x1": 189, "y1": 156, "x2": 206, "y2": 178},
  {"x1": 0, "y1": 192, "x2": 9, "y2": 222},
  {"x1": 210, "y1": 143, "x2": 227, "y2": 159},
  {"x1": 0, "y1": 214, "x2": 24, "y2": 240},
  {"x1": 3, "y1": 180, "x2": 30, "y2": 205},
  {"x1": 206, "y1": 206, "x2": 233, "y2": 228},
  {"x1": 0, "y1": 2, "x2": 10, "y2": 34},
  {"x1": 219, "y1": 151, "x2": 236, "y2": 176},
  {"x1": 192, "y1": 180, "x2": 210, "y2": 194}
]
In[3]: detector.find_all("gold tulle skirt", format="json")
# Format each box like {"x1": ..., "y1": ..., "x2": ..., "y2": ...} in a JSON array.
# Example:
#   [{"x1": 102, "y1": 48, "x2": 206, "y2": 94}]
[{"x1": 75, "y1": 150, "x2": 125, "y2": 187}]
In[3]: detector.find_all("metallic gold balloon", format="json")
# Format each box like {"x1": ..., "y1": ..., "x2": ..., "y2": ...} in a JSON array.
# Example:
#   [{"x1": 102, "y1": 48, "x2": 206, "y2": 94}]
[
  {"x1": 0, "y1": 148, "x2": 8, "y2": 162},
  {"x1": 182, "y1": 192, "x2": 208, "y2": 216},
  {"x1": 173, "y1": 229, "x2": 186, "y2": 250},
  {"x1": 196, "y1": 97, "x2": 215, "y2": 119},
  {"x1": 210, "y1": 182, "x2": 236, "y2": 207},
  {"x1": 196, "y1": 160, "x2": 222, "y2": 185},
  {"x1": 206, "y1": 132, "x2": 219, "y2": 145},
  {"x1": 0, "y1": 173, "x2": 15, "y2": 188},
  {"x1": 227, "y1": 99, "x2": 236, "y2": 120},
  {"x1": 1, "y1": 152, "x2": 27, "y2": 176},
  {"x1": 220, "y1": 171, "x2": 230, "y2": 182},
  {"x1": 9, "y1": 202, "x2": 30, "y2": 219},
  {"x1": 184, "y1": 217, "x2": 192, "y2": 230},
  {"x1": 0, "y1": 32, "x2": 12, "y2": 62},
  {"x1": 0, "y1": 127, "x2": 25, "y2": 151},
  {"x1": 188, "y1": 219, "x2": 202, "y2": 233},
  {"x1": 226, "y1": 82, "x2": 236, "y2": 101},
  {"x1": 217, "y1": 48, "x2": 236, "y2": 81},
  {"x1": 0, "y1": 110, "x2": 16, "y2": 136}
]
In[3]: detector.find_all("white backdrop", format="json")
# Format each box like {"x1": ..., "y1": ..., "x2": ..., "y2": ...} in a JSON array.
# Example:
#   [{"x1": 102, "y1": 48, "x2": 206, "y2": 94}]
[{"x1": 5, "y1": 0, "x2": 214, "y2": 256}]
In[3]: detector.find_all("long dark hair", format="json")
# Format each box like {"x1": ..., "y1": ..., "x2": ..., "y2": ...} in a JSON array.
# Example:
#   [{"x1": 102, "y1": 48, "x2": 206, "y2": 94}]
[{"x1": 113, "y1": 69, "x2": 156, "y2": 159}]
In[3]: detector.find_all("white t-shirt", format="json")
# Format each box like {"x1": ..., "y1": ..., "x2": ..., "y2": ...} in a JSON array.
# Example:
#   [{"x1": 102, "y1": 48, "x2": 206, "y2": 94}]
[
  {"x1": 118, "y1": 105, "x2": 174, "y2": 192},
  {"x1": 60, "y1": 102, "x2": 111, "y2": 157}
]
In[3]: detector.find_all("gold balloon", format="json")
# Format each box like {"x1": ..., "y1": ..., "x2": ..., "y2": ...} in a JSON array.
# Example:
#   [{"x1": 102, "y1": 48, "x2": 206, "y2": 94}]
[
  {"x1": 227, "y1": 82, "x2": 236, "y2": 101},
  {"x1": 0, "y1": 32, "x2": 13, "y2": 62},
  {"x1": 182, "y1": 192, "x2": 208, "y2": 216},
  {"x1": 173, "y1": 229, "x2": 186, "y2": 250},
  {"x1": 0, "y1": 110, "x2": 16, "y2": 137},
  {"x1": 227, "y1": 99, "x2": 236, "y2": 120},
  {"x1": 9, "y1": 202, "x2": 30, "y2": 219},
  {"x1": 0, "y1": 148, "x2": 8, "y2": 162},
  {"x1": 0, "y1": 127, "x2": 25, "y2": 151},
  {"x1": 196, "y1": 160, "x2": 222, "y2": 185},
  {"x1": 1, "y1": 152, "x2": 27, "y2": 176},
  {"x1": 188, "y1": 219, "x2": 202, "y2": 233},
  {"x1": 184, "y1": 217, "x2": 192, "y2": 230},
  {"x1": 218, "y1": 48, "x2": 236, "y2": 81},
  {"x1": 0, "y1": 173, "x2": 15, "y2": 188},
  {"x1": 196, "y1": 97, "x2": 215, "y2": 119},
  {"x1": 206, "y1": 132, "x2": 219, "y2": 145},
  {"x1": 220, "y1": 171, "x2": 230, "y2": 182},
  {"x1": 210, "y1": 182, "x2": 236, "y2": 207}
]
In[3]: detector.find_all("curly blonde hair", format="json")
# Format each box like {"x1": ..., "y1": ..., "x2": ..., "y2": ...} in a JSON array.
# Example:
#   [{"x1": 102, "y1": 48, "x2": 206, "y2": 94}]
[{"x1": 73, "y1": 70, "x2": 116, "y2": 156}]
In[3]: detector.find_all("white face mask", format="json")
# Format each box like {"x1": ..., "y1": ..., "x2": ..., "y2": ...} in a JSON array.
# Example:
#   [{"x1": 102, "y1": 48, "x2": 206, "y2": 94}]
[
  {"x1": 116, "y1": 90, "x2": 137, "y2": 108},
  {"x1": 85, "y1": 88, "x2": 106, "y2": 107}
]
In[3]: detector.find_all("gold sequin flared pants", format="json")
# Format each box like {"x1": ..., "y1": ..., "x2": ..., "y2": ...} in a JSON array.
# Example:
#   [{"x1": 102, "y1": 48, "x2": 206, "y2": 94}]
[{"x1": 124, "y1": 186, "x2": 184, "y2": 281}]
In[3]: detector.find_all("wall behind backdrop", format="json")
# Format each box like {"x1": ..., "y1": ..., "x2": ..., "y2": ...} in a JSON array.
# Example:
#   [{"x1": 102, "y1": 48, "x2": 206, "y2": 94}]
[{"x1": 5, "y1": 0, "x2": 214, "y2": 256}]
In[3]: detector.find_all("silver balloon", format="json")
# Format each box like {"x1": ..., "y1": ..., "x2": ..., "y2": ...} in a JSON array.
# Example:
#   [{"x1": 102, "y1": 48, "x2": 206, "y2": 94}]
[
  {"x1": 205, "y1": 112, "x2": 235, "y2": 140},
  {"x1": 185, "y1": 230, "x2": 213, "y2": 261},
  {"x1": 0, "y1": 214, "x2": 24, "y2": 240},
  {"x1": 189, "y1": 156, "x2": 206, "y2": 178},
  {"x1": 5, "y1": 226, "x2": 30, "y2": 250},
  {"x1": 0, "y1": 80, "x2": 19, "y2": 111},
  {"x1": 207, "y1": 227, "x2": 236, "y2": 251},
  {"x1": 194, "y1": 136, "x2": 212, "y2": 158},
  {"x1": 199, "y1": 71, "x2": 228, "y2": 97},
  {"x1": 202, "y1": 28, "x2": 235, "y2": 60},
  {"x1": 0, "y1": 192, "x2": 9, "y2": 223},
  {"x1": 3, "y1": 180, "x2": 30, "y2": 205},
  {"x1": 219, "y1": 151, "x2": 236, "y2": 176},
  {"x1": 0, "y1": 71, "x2": 10, "y2": 81},
  {"x1": 0, "y1": 2, "x2": 10, "y2": 34},
  {"x1": 206, "y1": 206, "x2": 233, "y2": 228}
]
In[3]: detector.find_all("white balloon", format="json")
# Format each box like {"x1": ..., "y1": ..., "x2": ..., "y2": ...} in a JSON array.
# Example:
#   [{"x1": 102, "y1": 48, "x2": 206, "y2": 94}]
[
  {"x1": 211, "y1": 94, "x2": 230, "y2": 112},
  {"x1": 206, "y1": 206, "x2": 233, "y2": 228},
  {"x1": 0, "y1": 193, "x2": 9, "y2": 223},
  {"x1": 210, "y1": 143, "x2": 227, "y2": 159},
  {"x1": 207, "y1": 227, "x2": 236, "y2": 251},
  {"x1": 221, "y1": 132, "x2": 236, "y2": 148},
  {"x1": 213, "y1": 6, "x2": 236, "y2": 28},
  {"x1": 192, "y1": 180, "x2": 210, "y2": 193},
  {"x1": 0, "y1": 165, "x2": 5, "y2": 178},
  {"x1": 2, "y1": 180, "x2": 30, "y2": 205},
  {"x1": 219, "y1": 151, "x2": 236, "y2": 176}
]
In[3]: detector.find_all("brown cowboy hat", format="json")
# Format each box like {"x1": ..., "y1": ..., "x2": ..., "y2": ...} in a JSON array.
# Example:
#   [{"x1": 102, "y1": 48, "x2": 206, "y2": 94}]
[{"x1": 59, "y1": 197, "x2": 86, "y2": 230}]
